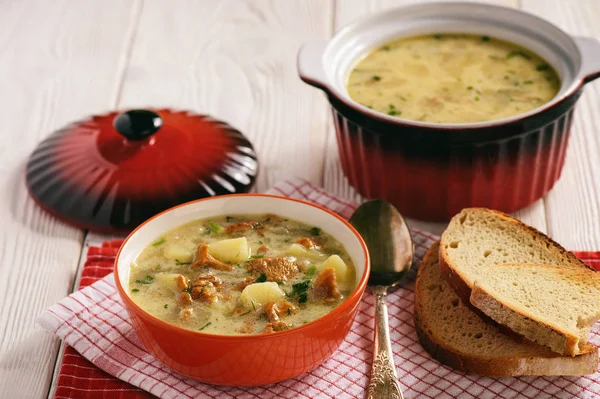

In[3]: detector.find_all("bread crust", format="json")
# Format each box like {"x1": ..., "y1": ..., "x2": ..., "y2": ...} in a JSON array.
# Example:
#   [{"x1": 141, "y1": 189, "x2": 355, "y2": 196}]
[
  {"x1": 439, "y1": 208, "x2": 591, "y2": 305},
  {"x1": 471, "y1": 279, "x2": 582, "y2": 357},
  {"x1": 416, "y1": 241, "x2": 599, "y2": 377}
]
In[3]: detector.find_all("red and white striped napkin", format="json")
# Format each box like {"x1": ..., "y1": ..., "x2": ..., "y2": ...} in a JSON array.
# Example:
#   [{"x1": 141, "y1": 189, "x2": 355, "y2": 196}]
[{"x1": 39, "y1": 178, "x2": 600, "y2": 399}]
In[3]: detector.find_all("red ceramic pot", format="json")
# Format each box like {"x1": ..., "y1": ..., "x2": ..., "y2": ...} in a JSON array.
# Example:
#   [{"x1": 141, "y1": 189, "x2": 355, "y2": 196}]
[
  {"x1": 115, "y1": 194, "x2": 370, "y2": 386},
  {"x1": 298, "y1": 2, "x2": 600, "y2": 221}
]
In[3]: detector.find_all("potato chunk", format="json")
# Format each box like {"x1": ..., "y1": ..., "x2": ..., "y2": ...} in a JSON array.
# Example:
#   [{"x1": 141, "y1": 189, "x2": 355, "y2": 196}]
[
  {"x1": 208, "y1": 237, "x2": 251, "y2": 263},
  {"x1": 163, "y1": 243, "x2": 194, "y2": 262},
  {"x1": 154, "y1": 273, "x2": 182, "y2": 293},
  {"x1": 287, "y1": 243, "x2": 325, "y2": 260},
  {"x1": 240, "y1": 282, "x2": 285, "y2": 309},
  {"x1": 317, "y1": 255, "x2": 348, "y2": 282}
]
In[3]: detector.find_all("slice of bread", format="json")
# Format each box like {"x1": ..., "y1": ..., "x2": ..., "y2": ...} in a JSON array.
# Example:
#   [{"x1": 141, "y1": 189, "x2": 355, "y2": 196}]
[
  {"x1": 439, "y1": 208, "x2": 590, "y2": 304},
  {"x1": 471, "y1": 263, "x2": 600, "y2": 357},
  {"x1": 415, "y1": 242, "x2": 598, "y2": 376}
]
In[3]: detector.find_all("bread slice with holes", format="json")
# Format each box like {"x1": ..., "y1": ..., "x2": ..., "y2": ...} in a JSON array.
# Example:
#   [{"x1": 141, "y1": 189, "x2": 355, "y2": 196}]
[
  {"x1": 470, "y1": 263, "x2": 600, "y2": 357},
  {"x1": 439, "y1": 208, "x2": 590, "y2": 304},
  {"x1": 415, "y1": 242, "x2": 599, "y2": 376}
]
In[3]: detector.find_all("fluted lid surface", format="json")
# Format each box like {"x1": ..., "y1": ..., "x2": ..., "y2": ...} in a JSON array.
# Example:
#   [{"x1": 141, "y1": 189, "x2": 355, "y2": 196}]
[{"x1": 26, "y1": 108, "x2": 258, "y2": 233}]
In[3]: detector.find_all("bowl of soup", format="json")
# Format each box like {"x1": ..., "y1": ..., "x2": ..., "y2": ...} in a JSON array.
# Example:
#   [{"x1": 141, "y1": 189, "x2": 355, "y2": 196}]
[
  {"x1": 114, "y1": 194, "x2": 369, "y2": 386},
  {"x1": 298, "y1": 2, "x2": 600, "y2": 221}
]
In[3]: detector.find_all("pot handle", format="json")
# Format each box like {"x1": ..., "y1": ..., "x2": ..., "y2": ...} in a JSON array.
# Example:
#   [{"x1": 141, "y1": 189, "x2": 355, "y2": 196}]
[
  {"x1": 575, "y1": 36, "x2": 600, "y2": 83},
  {"x1": 297, "y1": 41, "x2": 329, "y2": 91}
]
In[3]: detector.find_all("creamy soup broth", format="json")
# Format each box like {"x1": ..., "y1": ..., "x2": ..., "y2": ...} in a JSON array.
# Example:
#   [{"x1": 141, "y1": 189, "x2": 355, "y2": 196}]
[
  {"x1": 347, "y1": 34, "x2": 560, "y2": 124},
  {"x1": 129, "y1": 214, "x2": 356, "y2": 335}
]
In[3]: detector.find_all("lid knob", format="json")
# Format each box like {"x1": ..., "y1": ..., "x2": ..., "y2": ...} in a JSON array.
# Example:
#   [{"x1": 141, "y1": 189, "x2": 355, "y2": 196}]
[{"x1": 113, "y1": 109, "x2": 163, "y2": 141}]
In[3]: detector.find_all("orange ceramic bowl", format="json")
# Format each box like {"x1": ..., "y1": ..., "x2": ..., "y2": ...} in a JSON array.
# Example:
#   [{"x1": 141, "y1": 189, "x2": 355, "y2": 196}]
[{"x1": 114, "y1": 194, "x2": 370, "y2": 386}]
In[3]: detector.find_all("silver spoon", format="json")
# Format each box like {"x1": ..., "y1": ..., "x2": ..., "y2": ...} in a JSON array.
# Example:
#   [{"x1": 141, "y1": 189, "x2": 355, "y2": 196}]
[{"x1": 349, "y1": 199, "x2": 414, "y2": 399}]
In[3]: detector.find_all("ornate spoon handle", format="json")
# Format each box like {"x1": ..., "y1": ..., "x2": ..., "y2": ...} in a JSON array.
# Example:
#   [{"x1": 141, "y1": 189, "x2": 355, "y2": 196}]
[{"x1": 367, "y1": 285, "x2": 404, "y2": 399}]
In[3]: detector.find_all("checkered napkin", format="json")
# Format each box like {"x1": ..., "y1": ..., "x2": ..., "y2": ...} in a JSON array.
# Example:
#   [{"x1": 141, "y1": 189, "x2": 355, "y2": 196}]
[{"x1": 39, "y1": 178, "x2": 600, "y2": 399}]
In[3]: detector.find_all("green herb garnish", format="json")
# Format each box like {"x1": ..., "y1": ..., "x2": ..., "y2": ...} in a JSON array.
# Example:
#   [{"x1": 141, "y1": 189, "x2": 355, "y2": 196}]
[
  {"x1": 298, "y1": 293, "x2": 308, "y2": 304},
  {"x1": 290, "y1": 280, "x2": 311, "y2": 299},
  {"x1": 287, "y1": 308, "x2": 292, "y2": 316},
  {"x1": 206, "y1": 221, "x2": 224, "y2": 234},
  {"x1": 251, "y1": 301, "x2": 257, "y2": 311},
  {"x1": 506, "y1": 50, "x2": 531, "y2": 60},
  {"x1": 310, "y1": 227, "x2": 321, "y2": 236},
  {"x1": 276, "y1": 281, "x2": 284, "y2": 286},
  {"x1": 198, "y1": 322, "x2": 212, "y2": 331},
  {"x1": 371, "y1": 75, "x2": 381, "y2": 82},
  {"x1": 131, "y1": 288, "x2": 139, "y2": 293},
  {"x1": 226, "y1": 216, "x2": 235, "y2": 222},
  {"x1": 536, "y1": 64, "x2": 550, "y2": 71},
  {"x1": 467, "y1": 86, "x2": 473, "y2": 90},
  {"x1": 251, "y1": 254, "x2": 265, "y2": 259},
  {"x1": 239, "y1": 310, "x2": 251, "y2": 316},
  {"x1": 481, "y1": 35, "x2": 490, "y2": 42},
  {"x1": 523, "y1": 80, "x2": 534, "y2": 85},
  {"x1": 164, "y1": 304, "x2": 168, "y2": 309},
  {"x1": 135, "y1": 275, "x2": 154, "y2": 285},
  {"x1": 306, "y1": 265, "x2": 317, "y2": 277},
  {"x1": 475, "y1": 96, "x2": 480, "y2": 101},
  {"x1": 256, "y1": 273, "x2": 268, "y2": 283},
  {"x1": 380, "y1": 45, "x2": 391, "y2": 51},
  {"x1": 152, "y1": 238, "x2": 165, "y2": 247},
  {"x1": 387, "y1": 110, "x2": 400, "y2": 116},
  {"x1": 433, "y1": 33, "x2": 443, "y2": 40},
  {"x1": 175, "y1": 259, "x2": 191, "y2": 266}
]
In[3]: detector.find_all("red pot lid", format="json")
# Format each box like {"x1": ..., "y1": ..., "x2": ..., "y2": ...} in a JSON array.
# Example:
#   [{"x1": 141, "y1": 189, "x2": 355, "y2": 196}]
[{"x1": 26, "y1": 108, "x2": 258, "y2": 233}]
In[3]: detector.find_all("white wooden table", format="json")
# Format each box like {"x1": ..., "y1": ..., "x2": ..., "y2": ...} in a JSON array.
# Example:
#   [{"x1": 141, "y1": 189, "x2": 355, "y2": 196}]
[{"x1": 1, "y1": 0, "x2": 599, "y2": 397}]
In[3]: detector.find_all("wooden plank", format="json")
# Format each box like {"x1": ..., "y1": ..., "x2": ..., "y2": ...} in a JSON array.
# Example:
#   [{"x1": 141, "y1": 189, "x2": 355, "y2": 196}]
[
  {"x1": 521, "y1": 0, "x2": 600, "y2": 250},
  {"x1": 324, "y1": 0, "x2": 547, "y2": 237},
  {"x1": 0, "y1": 0, "x2": 139, "y2": 397},
  {"x1": 118, "y1": 0, "x2": 334, "y2": 191}
]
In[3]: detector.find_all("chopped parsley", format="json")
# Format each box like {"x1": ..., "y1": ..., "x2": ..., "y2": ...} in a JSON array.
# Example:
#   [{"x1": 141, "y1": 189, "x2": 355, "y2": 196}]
[
  {"x1": 135, "y1": 275, "x2": 154, "y2": 285},
  {"x1": 433, "y1": 33, "x2": 443, "y2": 40},
  {"x1": 289, "y1": 280, "x2": 311, "y2": 303},
  {"x1": 239, "y1": 310, "x2": 251, "y2": 316},
  {"x1": 481, "y1": 35, "x2": 490, "y2": 42},
  {"x1": 388, "y1": 110, "x2": 400, "y2": 116},
  {"x1": 298, "y1": 293, "x2": 308, "y2": 304},
  {"x1": 164, "y1": 304, "x2": 168, "y2": 309},
  {"x1": 251, "y1": 301, "x2": 257, "y2": 311},
  {"x1": 287, "y1": 308, "x2": 292, "y2": 316},
  {"x1": 371, "y1": 75, "x2": 381, "y2": 82},
  {"x1": 251, "y1": 254, "x2": 265, "y2": 259},
  {"x1": 523, "y1": 80, "x2": 534, "y2": 85},
  {"x1": 175, "y1": 259, "x2": 191, "y2": 266},
  {"x1": 131, "y1": 288, "x2": 139, "y2": 293},
  {"x1": 506, "y1": 50, "x2": 531, "y2": 60},
  {"x1": 256, "y1": 273, "x2": 268, "y2": 283},
  {"x1": 467, "y1": 86, "x2": 473, "y2": 90},
  {"x1": 306, "y1": 264, "x2": 317, "y2": 277},
  {"x1": 475, "y1": 96, "x2": 480, "y2": 101},
  {"x1": 380, "y1": 45, "x2": 391, "y2": 51},
  {"x1": 536, "y1": 64, "x2": 550, "y2": 71},
  {"x1": 198, "y1": 322, "x2": 212, "y2": 331},
  {"x1": 206, "y1": 221, "x2": 224, "y2": 234},
  {"x1": 152, "y1": 238, "x2": 165, "y2": 247},
  {"x1": 310, "y1": 227, "x2": 321, "y2": 236},
  {"x1": 226, "y1": 216, "x2": 235, "y2": 222}
]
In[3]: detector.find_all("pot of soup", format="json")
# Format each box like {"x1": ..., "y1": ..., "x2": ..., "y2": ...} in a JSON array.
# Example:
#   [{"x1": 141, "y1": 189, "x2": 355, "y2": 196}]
[
  {"x1": 115, "y1": 194, "x2": 369, "y2": 386},
  {"x1": 298, "y1": 2, "x2": 600, "y2": 221}
]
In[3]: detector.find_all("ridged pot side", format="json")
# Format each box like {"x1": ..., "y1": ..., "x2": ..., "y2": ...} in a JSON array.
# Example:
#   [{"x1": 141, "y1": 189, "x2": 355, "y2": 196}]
[{"x1": 330, "y1": 91, "x2": 582, "y2": 221}]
